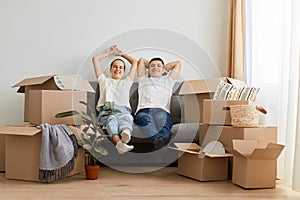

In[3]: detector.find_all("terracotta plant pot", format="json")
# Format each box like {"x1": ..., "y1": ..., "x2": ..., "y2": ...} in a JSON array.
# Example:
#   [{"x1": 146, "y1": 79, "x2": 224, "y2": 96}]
[{"x1": 85, "y1": 165, "x2": 100, "y2": 180}]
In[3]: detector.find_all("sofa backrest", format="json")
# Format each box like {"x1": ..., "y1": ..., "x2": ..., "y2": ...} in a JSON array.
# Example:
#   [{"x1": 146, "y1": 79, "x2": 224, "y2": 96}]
[{"x1": 87, "y1": 81, "x2": 184, "y2": 124}]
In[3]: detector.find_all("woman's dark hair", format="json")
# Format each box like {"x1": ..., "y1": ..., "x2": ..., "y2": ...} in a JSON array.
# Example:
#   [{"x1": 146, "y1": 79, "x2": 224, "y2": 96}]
[
  {"x1": 149, "y1": 57, "x2": 164, "y2": 65},
  {"x1": 110, "y1": 58, "x2": 126, "y2": 70}
]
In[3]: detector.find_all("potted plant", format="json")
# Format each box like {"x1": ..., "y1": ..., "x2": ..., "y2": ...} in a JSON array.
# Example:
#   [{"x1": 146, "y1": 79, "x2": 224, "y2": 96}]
[{"x1": 55, "y1": 101, "x2": 109, "y2": 180}]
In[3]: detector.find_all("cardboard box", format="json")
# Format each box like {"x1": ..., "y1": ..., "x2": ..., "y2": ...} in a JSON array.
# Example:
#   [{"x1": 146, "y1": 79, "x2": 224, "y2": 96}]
[
  {"x1": 171, "y1": 143, "x2": 232, "y2": 181},
  {"x1": 227, "y1": 140, "x2": 284, "y2": 189},
  {"x1": 0, "y1": 125, "x2": 84, "y2": 182},
  {"x1": 202, "y1": 99, "x2": 251, "y2": 125},
  {"x1": 28, "y1": 90, "x2": 86, "y2": 125},
  {"x1": 0, "y1": 135, "x2": 5, "y2": 172},
  {"x1": 178, "y1": 77, "x2": 226, "y2": 123},
  {"x1": 13, "y1": 75, "x2": 94, "y2": 122},
  {"x1": 200, "y1": 124, "x2": 278, "y2": 180},
  {"x1": 178, "y1": 77, "x2": 246, "y2": 123},
  {"x1": 200, "y1": 124, "x2": 278, "y2": 148}
]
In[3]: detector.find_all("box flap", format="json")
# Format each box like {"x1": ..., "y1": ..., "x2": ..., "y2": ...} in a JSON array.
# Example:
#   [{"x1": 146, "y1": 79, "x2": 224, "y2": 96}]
[
  {"x1": 13, "y1": 75, "x2": 95, "y2": 93},
  {"x1": 169, "y1": 143, "x2": 202, "y2": 155},
  {"x1": 0, "y1": 126, "x2": 41, "y2": 136},
  {"x1": 13, "y1": 75, "x2": 54, "y2": 88},
  {"x1": 206, "y1": 153, "x2": 233, "y2": 158},
  {"x1": 232, "y1": 140, "x2": 285, "y2": 159},
  {"x1": 174, "y1": 143, "x2": 201, "y2": 151},
  {"x1": 225, "y1": 147, "x2": 245, "y2": 157},
  {"x1": 249, "y1": 143, "x2": 284, "y2": 159},
  {"x1": 171, "y1": 143, "x2": 232, "y2": 158},
  {"x1": 53, "y1": 75, "x2": 95, "y2": 93},
  {"x1": 232, "y1": 140, "x2": 259, "y2": 155},
  {"x1": 178, "y1": 77, "x2": 225, "y2": 95},
  {"x1": 76, "y1": 79, "x2": 95, "y2": 93}
]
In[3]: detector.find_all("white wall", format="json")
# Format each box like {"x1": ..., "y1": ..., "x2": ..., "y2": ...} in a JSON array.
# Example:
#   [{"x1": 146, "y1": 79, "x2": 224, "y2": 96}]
[{"x1": 0, "y1": 0, "x2": 230, "y2": 126}]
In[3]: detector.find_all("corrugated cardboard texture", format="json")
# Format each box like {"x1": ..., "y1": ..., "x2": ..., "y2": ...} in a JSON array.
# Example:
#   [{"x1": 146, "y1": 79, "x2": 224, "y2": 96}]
[
  {"x1": 28, "y1": 90, "x2": 86, "y2": 125},
  {"x1": 183, "y1": 93, "x2": 212, "y2": 123},
  {"x1": 178, "y1": 153, "x2": 229, "y2": 181},
  {"x1": 2, "y1": 126, "x2": 84, "y2": 182},
  {"x1": 229, "y1": 140, "x2": 284, "y2": 189},
  {"x1": 202, "y1": 100, "x2": 251, "y2": 125},
  {"x1": 13, "y1": 75, "x2": 94, "y2": 121},
  {"x1": 200, "y1": 125, "x2": 278, "y2": 148}
]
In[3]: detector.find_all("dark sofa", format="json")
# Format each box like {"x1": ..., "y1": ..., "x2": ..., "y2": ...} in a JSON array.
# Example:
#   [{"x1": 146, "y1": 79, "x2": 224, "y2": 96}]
[{"x1": 87, "y1": 81, "x2": 200, "y2": 166}]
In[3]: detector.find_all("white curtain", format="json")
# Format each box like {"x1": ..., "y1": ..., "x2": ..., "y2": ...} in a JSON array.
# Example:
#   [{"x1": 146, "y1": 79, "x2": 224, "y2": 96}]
[{"x1": 245, "y1": 0, "x2": 300, "y2": 191}]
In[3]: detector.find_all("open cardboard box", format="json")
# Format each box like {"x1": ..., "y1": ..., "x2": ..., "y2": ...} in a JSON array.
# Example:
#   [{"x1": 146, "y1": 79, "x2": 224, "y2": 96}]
[
  {"x1": 0, "y1": 124, "x2": 84, "y2": 182},
  {"x1": 13, "y1": 75, "x2": 95, "y2": 122},
  {"x1": 178, "y1": 77, "x2": 245, "y2": 123},
  {"x1": 170, "y1": 143, "x2": 232, "y2": 181},
  {"x1": 226, "y1": 140, "x2": 284, "y2": 189}
]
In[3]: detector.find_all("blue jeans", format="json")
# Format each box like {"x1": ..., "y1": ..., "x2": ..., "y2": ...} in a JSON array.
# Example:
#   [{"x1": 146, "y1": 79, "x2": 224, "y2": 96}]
[
  {"x1": 134, "y1": 108, "x2": 173, "y2": 143},
  {"x1": 98, "y1": 104, "x2": 133, "y2": 138}
]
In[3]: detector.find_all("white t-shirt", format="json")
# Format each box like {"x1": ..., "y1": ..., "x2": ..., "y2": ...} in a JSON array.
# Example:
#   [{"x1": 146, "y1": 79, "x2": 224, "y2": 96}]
[
  {"x1": 96, "y1": 74, "x2": 133, "y2": 111},
  {"x1": 136, "y1": 75, "x2": 176, "y2": 113}
]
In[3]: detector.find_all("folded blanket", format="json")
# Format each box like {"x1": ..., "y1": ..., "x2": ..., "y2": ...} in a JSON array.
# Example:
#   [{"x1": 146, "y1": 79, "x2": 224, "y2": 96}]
[{"x1": 37, "y1": 123, "x2": 78, "y2": 183}]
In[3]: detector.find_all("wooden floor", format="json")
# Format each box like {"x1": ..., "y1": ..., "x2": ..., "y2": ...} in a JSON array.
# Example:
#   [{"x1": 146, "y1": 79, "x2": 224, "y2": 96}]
[{"x1": 1, "y1": 167, "x2": 300, "y2": 200}]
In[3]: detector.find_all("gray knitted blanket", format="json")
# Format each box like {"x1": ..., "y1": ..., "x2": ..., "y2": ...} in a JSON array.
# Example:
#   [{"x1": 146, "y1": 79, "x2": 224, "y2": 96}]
[{"x1": 37, "y1": 123, "x2": 78, "y2": 183}]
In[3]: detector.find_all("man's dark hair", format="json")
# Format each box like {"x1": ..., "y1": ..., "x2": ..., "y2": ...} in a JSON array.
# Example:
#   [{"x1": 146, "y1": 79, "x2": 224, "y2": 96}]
[
  {"x1": 149, "y1": 57, "x2": 164, "y2": 65},
  {"x1": 110, "y1": 58, "x2": 126, "y2": 70}
]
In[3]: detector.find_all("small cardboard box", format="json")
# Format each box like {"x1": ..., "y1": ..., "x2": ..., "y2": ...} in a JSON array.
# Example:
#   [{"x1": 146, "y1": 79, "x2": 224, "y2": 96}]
[
  {"x1": 0, "y1": 135, "x2": 5, "y2": 172},
  {"x1": 200, "y1": 124, "x2": 277, "y2": 148},
  {"x1": 178, "y1": 77, "x2": 225, "y2": 123},
  {"x1": 28, "y1": 90, "x2": 86, "y2": 125},
  {"x1": 13, "y1": 75, "x2": 94, "y2": 122},
  {"x1": 0, "y1": 125, "x2": 84, "y2": 182},
  {"x1": 227, "y1": 140, "x2": 284, "y2": 189},
  {"x1": 202, "y1": 99, "x2": 251, "y2": 125},
  {"x1": 171, "y1": 143, "x2": 232, "y2": 181}
]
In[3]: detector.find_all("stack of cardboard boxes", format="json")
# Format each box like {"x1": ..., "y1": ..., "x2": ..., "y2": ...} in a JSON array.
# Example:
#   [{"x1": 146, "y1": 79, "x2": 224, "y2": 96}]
[
  {"x1": 173, "y1": 77, "x2": 284, "y2": 189},
  {"x1": 0, "y1": 75, "x2": 95, "y2": 182}
]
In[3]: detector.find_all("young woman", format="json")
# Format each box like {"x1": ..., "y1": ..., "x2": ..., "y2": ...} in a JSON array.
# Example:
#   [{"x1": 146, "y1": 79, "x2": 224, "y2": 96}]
[{"x1": 92, "y1": 45, "x2": 137, "y2": 154}]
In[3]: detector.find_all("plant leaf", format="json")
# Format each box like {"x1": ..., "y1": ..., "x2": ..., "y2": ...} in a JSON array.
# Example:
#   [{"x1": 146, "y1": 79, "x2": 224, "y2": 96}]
[
  {"x1": 94, "y1": 146, "x2": 108, "y2": 156},
  {"x1": 82, "y1": 143, "x2": 92, "y2": 150},
  {"x1": 55, "y1": 110, "x2": 79, "y2": 118}
]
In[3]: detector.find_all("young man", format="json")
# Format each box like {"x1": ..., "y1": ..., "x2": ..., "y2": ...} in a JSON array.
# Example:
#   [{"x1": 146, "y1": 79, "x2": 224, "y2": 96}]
[
  {"x1": 134, "y1": 57, "x2": 181, "y2": 149},
  {"x1": 92, "y1": 45, "x2": 137, "y2": 154}
]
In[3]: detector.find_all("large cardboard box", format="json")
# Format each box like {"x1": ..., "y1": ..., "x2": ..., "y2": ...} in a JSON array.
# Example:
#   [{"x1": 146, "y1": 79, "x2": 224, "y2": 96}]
[
  {"x1": 200, "y1": 124, "x2": 277, "y2": 148},
  {"x1": 227, "y1": 140, "x2": 284, "y2": 189},
  {"x1": 171, "y1": 143, "x2": 232, "y2": 181},
  {"x1": 13, "y1": 75, "x2": 94, "y2": 122},
  {"x1": 0, "y1": 125, "x2": 84, "y2": 182},
  {"x1": 202, "y1": 99, "x2": 251, "y2": 125},
  {"x1": 0, "y1": 135, "x2": 5, "y2": 172},
  {"x1": 178, "y1": 77, "x2": 226, "y2": 123},
  {"x1": 28, "y1": 90, "x2": 86, "y2": 125}
]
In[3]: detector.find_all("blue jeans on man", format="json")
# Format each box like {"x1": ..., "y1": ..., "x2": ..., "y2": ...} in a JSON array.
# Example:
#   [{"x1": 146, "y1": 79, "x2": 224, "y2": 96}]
[{"x1": 134, "y1": 108, "x2": 173, "y2": 149}]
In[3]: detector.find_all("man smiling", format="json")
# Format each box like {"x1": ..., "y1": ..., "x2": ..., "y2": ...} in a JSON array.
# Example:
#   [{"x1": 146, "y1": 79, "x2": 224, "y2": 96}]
[{"x1": 134, "y1": 57, "x2": 181, "y2": 149}]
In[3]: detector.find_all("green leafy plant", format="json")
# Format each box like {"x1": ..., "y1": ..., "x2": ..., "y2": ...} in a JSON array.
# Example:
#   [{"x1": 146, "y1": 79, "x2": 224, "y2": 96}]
[{"x1": 55, "y1": 101, "x2": 109, "y2": 166}]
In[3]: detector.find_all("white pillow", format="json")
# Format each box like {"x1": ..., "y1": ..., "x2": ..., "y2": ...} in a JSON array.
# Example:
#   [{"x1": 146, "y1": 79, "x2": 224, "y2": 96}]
[{"x1": 213, "y1": 80, "x2": 260, "y2": 101}]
